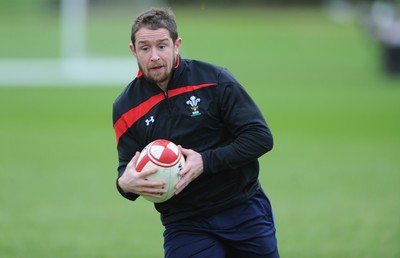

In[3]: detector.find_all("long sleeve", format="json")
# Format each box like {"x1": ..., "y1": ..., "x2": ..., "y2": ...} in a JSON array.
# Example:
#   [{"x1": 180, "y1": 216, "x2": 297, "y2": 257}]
[{"x1": 201, "y1": 69, "x2": 273, "y2": 174}]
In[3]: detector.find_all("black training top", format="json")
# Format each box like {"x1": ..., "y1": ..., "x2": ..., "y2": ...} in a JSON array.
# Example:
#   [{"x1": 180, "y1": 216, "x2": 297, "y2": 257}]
[{"x1": 112, "y1": 56, "x2": 273, "y2": 225}]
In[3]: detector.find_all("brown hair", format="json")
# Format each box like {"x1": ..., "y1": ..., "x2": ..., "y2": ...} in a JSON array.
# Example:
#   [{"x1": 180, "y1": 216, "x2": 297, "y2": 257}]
[{"x1": 131, "y1": 8, "x2": 178, "y2": 46}]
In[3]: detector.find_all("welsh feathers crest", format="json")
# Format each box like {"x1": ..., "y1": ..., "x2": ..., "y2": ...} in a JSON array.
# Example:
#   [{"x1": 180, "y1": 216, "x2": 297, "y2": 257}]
[{"x1": 186, "y1": 96, "x2": 201, "y2": 117}]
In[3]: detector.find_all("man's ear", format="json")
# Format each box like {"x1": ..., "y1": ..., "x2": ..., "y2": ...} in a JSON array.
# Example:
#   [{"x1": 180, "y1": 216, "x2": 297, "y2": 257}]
[
  {"x1": 129, "y1": 43, "x2": 137, "y2": 57},
  {"x1": 175, "y1": 38, "x2": 182, "y2": 54}
]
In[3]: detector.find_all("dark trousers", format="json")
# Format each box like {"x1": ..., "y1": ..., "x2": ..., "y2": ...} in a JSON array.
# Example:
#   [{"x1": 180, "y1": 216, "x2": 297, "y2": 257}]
[{"x1": 163, "y1": 188, "x2": 279, "y2": 258}]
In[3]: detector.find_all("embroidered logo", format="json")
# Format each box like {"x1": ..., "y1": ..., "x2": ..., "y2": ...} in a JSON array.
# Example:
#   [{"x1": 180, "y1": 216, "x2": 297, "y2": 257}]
[
  {"x1": 145, "y1": 116, "x2": 155, "y2": 126},
  {"x1": 186, "y1": 96, "x2": 201, "y2": 117}
]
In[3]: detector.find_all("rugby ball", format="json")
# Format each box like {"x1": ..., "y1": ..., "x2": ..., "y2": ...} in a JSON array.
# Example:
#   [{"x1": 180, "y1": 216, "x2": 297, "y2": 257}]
[{"x1": 136, "y1": 139, "x2": 185, "y2": 203}]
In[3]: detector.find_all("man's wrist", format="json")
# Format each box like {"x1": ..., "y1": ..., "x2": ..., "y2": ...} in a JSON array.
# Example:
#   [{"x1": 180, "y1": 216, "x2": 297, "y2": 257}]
[{"x1": 117, "y1": 176, "x2": 128, "y2": 193}]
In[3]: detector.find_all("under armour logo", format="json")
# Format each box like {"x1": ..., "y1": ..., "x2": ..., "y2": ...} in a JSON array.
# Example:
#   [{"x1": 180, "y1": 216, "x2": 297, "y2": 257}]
[{"x1": 145, "y1": 116, "x2": 155, "y2": 126}]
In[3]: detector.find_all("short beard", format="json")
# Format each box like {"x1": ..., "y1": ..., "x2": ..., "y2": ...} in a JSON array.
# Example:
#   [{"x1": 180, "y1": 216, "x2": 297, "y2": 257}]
[
  {"x1": 137, "y1": 55, "x2": 175, "y2": 87},
  {"x1": 142, "y1": 71, "x2": 170, "y2": 86}
]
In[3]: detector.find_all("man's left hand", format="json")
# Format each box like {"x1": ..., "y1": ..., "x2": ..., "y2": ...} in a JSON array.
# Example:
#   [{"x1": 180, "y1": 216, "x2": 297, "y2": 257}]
[{"x1": 175, "y1": 146, "x2": 204, "y2": 195}]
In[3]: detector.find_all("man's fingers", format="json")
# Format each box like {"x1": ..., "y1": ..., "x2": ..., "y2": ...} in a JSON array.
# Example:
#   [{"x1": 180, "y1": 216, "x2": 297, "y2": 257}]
[
  {"x1": 178, "y1": 145, "x2": 188, "y2": 155},
  {"x1": 138, "y1": 183, "x2": 167, "y2": 198},
  {"x1": 140, "y1": 167, "x2": 159, "y2": 177},
  {"x1": 142, "y1": 178, "x2": 166, "y2": 187},
  {"x1": 175, "y1": 175, "x2": 190, "y2": 195},
  {"x1": 140, "y1": 168, "x2": 166, "y2": 187},
  {"x1": 141, "y1": 191, "x2": 166, "y2": 199},
  {"x1": 128, "y1": 151, "x2": 140, "y2": 167},
  {"x1": 138, "y1": 186, "x2": 167, "y2": 194},
  {"x1": 178, "y1": 166, "x2": 188, "y2": 177}
]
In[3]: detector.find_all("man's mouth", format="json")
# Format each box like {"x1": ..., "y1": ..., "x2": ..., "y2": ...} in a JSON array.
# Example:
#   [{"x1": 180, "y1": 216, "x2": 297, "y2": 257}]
[{"x1": 150, "y1": 65, "x2": 164, "y2": 70}]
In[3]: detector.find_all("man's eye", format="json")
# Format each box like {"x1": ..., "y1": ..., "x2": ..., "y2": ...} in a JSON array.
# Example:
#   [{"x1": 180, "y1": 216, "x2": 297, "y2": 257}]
[
  {"x1": 141, "y1": 47, "x2": 149, "y2": 52},
  {"x1": 159, "y1": 45, "x2": 166, "y2": 50}
]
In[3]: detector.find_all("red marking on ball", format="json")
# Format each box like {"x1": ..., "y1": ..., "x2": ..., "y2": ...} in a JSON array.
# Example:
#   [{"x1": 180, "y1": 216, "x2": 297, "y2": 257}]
[{"x1": 136, "y1": 139, "x2": 181, "y2": 171}]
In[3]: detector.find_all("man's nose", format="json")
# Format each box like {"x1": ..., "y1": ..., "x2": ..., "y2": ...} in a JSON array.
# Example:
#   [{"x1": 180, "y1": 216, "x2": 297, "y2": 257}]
[{"x1": 150, "y1": 48, "x2": 161, "y2": 61}]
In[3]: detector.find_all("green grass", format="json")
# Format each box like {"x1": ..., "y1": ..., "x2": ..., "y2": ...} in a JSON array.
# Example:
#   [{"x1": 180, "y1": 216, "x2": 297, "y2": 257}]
[{"x1": 1, "y1": 5, "x2": 400, "y2": 258}]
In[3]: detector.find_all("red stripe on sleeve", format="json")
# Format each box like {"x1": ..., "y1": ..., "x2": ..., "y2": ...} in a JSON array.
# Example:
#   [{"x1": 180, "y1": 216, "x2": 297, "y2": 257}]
[{"x1": 114, "y1": 93, "x2": 165, "y2": 144}]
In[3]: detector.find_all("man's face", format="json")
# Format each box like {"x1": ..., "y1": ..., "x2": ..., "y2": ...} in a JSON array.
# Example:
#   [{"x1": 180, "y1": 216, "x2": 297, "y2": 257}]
[{"x1": 130, "y1": 27, "x2": 181, "y2": 90}]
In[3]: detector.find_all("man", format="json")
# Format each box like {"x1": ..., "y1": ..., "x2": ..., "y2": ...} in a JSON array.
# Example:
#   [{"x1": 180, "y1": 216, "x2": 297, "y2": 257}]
[{"x1": 113, "y1": 7, "x2": 279, "y2": 258}]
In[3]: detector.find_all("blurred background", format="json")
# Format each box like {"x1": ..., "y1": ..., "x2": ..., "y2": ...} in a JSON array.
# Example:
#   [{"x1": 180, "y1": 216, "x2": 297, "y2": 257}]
[{"x1": 1, "y1": 0, "x2": 399, "y2": 257}]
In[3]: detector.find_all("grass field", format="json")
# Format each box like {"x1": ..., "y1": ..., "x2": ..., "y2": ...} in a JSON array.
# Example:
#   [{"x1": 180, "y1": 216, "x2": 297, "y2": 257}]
[{"x1": 1, "y1": 5, "x2": 400, "y2": 258}]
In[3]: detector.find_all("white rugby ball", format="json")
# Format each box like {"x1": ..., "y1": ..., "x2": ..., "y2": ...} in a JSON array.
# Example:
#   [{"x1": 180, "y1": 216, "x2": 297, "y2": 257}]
[{"x1": 136, "y1": 139, "x2": 185, "y2": 203}]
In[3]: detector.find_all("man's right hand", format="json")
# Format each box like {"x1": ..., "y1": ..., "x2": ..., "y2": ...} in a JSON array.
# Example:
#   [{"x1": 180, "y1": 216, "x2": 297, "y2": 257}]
[{"x1": 118, "y1": 152, "x2": 167, "y2": 199}]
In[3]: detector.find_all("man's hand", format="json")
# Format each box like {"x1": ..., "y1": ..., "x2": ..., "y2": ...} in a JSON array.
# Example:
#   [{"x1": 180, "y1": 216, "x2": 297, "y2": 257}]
[
  {"x1": 175, "y1": 146, "x2": 204, "y2": 195},
  {"x1": 118, "y1": 152, "x2": 167, "y2": 199}
]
